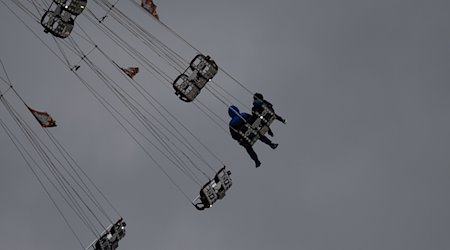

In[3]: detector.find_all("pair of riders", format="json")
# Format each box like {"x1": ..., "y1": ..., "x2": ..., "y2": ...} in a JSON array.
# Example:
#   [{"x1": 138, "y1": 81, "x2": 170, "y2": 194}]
[
  {"x1": 228, "y1": 93, "x2": 286, "y2": 168},
  {"x1": 194, "y1": 93, "x2": 284, "y2": 210}
]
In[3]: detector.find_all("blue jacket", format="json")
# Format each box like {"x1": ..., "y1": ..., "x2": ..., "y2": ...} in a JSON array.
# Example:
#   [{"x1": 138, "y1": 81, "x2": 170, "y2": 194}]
[{"x1": 228, "y1": 106, "x2": 251, "y2": 141}]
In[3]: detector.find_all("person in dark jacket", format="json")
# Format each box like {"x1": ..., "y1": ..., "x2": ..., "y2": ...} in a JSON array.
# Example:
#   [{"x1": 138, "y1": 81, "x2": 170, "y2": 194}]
[
  {"x1": 252, "y1": 93, "x2": 286, "y2": 136},
  {"x1": 228, "y1": 105, "x2": 278, "y2": 168}
]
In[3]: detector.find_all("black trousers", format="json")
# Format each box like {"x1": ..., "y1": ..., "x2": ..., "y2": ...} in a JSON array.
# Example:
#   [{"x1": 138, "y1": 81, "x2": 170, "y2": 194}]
[
  {"x1": 275, "y1": 114, "x2": 284, "y2": 122},
  {"x1": 242, "y1": 135, "x2": 272, "y2": 163}
]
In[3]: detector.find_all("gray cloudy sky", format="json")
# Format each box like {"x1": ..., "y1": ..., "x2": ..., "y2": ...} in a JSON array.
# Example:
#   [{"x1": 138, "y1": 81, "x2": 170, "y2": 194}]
[{"x1": 1, "y1": 0, "x2": 450, "y2": 250}]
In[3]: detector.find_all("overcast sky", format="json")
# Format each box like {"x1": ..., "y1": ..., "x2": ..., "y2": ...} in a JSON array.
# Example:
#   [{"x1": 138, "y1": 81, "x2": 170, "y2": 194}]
[{"x1": 1, "y1": 0, "x2": 450, "y2": 250}]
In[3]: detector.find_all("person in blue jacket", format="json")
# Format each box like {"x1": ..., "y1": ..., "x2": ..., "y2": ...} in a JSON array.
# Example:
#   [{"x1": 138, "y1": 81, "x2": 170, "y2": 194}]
[{"x1": 228, "y1": 105, "x2": 278, "y2": 168}]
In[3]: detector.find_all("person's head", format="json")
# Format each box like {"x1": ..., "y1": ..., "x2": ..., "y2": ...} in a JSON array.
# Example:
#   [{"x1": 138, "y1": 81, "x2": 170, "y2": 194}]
[
  {"x1": 228, "y1": 105, "x2": 240, "y2": 118},
  {"x1": 253, "y1": 93, "x2": 263, "y2": 101}
]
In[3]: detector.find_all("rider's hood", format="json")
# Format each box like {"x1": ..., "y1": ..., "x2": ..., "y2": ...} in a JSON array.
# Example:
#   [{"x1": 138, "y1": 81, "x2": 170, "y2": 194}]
[{"x1": 228, "y1": 105, "x2": 240, "y2": 118}]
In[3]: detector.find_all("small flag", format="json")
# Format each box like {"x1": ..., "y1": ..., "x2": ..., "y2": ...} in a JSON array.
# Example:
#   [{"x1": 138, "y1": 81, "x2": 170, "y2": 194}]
[
  {"x1": 141, "y1": 0, "x2": 159, "y2": 20},
  {"x1": 121, "y1": 67, "x2": 139, "y2": 79},
  {"x1": 28, "y1": 107, "x2": 57, "y2": 128}
]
